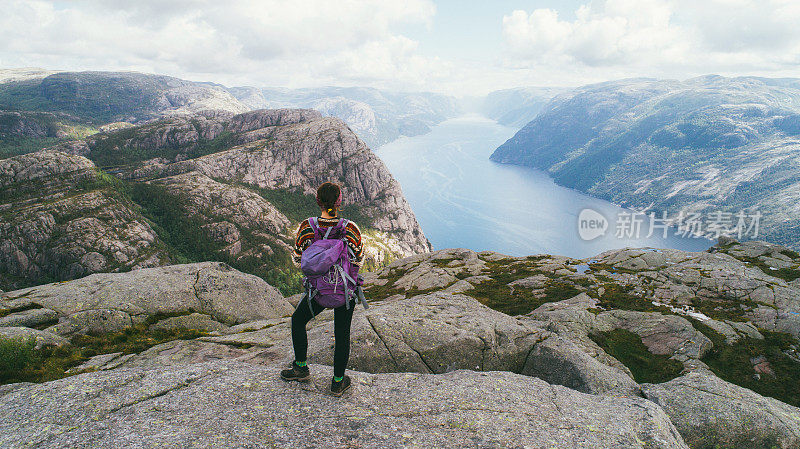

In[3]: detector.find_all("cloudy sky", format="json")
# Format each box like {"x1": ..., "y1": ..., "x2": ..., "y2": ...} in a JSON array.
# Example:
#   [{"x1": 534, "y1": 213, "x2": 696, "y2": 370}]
[{"x1": 3, "y1": 0, "x2": 800, "y2": 94}]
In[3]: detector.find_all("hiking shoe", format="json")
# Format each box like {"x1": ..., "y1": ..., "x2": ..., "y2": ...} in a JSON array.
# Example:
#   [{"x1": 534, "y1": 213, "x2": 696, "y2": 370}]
[
  {"x1": 330, "y1": 375, "x2": 351, "y2": 397},
  {"x1": 280, "y1": 362, "x2": 310, "y2": 382}
]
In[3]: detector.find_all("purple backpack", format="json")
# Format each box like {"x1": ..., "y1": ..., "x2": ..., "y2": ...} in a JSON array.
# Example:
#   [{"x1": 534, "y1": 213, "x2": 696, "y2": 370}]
[{"x1": 300, "y1": 217, "x2": 367, "y2": 311}]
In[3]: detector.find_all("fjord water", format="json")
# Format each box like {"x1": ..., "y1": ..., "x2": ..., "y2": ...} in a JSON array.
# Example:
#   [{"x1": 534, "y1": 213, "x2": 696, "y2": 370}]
[{"x1": 376, "y1": 114, "x2": 712, "y2": 258}]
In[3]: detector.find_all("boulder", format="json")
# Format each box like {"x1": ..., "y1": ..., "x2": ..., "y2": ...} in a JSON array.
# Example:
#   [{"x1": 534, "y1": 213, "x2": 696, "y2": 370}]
[
  {"x1": 3, "y1": 262, "x2": 293, "y2": 336},
  {"x1": 521, "y1": 334, "x2": 641, "y2": 397},
  {"x1": 0, "y1": 361, "x2": 689, "y2": 448},
  {"x1": 642, "y1": 371, "x2": 800, "y2": 449},
  {"x1": 0, "y1": 307, "x2": 58, "y2": 328},
  {"x1": 149, "y1": 313, "x2": 229, "y2": 333},
  {"x1": 0, "y1": 327, "x2": 68, "y2": 349},
  {"x1": 305, "y1": 293, "x2": 547, "y2": 374}
]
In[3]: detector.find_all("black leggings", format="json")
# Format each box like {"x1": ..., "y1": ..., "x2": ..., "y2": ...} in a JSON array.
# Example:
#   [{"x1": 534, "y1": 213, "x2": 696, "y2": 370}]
[{"x1": 291, "y1": 295, "x2": 354, "y2": 378}]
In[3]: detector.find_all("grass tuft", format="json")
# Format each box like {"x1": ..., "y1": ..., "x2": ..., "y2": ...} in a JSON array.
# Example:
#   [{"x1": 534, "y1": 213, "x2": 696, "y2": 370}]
[
  {"x1": 0, "y1": 320, "x2": 208, "y2": 385},
  {"x1": 0, "y1": 336, "x2": 38, "y2": 382}
]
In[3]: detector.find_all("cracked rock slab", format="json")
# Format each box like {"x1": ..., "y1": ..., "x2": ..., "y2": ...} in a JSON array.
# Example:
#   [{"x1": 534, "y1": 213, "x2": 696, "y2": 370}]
[
  {"x1": 642, "y1": 371, "x2": 800, "y2": 449},
  {"x1": 0, "y1": 361, "x2": 689, "y2": 449},
  {"x1": 304, "y1": 293, "x2": 548, "y2": 374}
]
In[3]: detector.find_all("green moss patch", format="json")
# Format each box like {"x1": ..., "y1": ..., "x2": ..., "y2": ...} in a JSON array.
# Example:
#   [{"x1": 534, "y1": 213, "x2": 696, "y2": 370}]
[
  {"x1": 689, "y1": 297, "x2": 754, "y2": 322},
  {"x1": 594, "y1": 283, "x2": 671, "y2": 314},
  {"x1": 590, "y1": 329, "x2": 684, "y2": 384},
  {"x1": 780, "y1": 249, "x2": 800, "y2": 260},
  {"x1": 690, "y1": 318, "x2": 800, "y2": 407},
  {"x1": 0, "y1": 315, "x2": 208, "y2": 385},
  {"x1": 0, "y1": 303, "x2": 43, "y2": 319},
  {"x1": 459, "y1": 260, "x2": 583, "y2": 316},
  {"x1": 431, "y1": 258, "x2": 456, "y2": 269},
  {"x1": 466, "y1": 279, "x2": 581, "y2": 316}
]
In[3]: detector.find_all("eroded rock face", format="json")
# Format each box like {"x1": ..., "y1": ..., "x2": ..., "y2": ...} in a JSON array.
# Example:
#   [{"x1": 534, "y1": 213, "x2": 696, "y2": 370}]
[
  {"x1": 173, "y1": 115, "x2": 432, "y2": 257},
  {"x1": 0, "y1": 361, "x2": 690, "y2": 449},
  {"x1": 642, "y1": 372, "x2": 800, "y2": 449},
  {"x1": 149, "y1": 171, "x2": 292, "y2": 258},
  {"x1": 0, "y1": 111, "x2": 66, "y2": 139},
  {"x1": 1, "y1": 262, "x2": 292, "y2": 336},
  {"x1": 0, "y1": 151, "x2": 170, "y2": 290},
  {"x1": 42, "y1": 108, "x2": 431, "y2": 277}
]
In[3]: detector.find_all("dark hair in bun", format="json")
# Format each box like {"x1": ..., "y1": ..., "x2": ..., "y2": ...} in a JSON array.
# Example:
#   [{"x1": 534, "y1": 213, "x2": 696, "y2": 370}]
[{"x1": 316, "y1": 182, "x2": 341, "y2": 216}]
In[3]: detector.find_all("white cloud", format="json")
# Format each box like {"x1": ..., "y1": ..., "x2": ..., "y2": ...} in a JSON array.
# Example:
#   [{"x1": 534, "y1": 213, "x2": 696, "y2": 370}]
[
  {"x1": 502, "y1": 1, "x2": 687, "y2": 68},
  {"x1": 0, "y1": 0, "x2": 449, "y2": 90},
  {"x1": 500, "y1": 0, "x2": 800, "y2": 82},
  {"x1": 3, "y1": 0, "x2": 800, "y2": 94}
]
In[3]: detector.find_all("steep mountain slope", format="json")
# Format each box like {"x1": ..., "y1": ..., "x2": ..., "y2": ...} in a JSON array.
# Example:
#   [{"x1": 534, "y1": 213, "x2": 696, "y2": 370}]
[
  {"x1": 226, "y1": 86, "x2": 460, "y2": 147},
  {"x1": 0, "y1": 151, "x2": 170, "y2": 290},
  {"x1": 0, "y1": 110, "x2": 97, "y2": 158},
  {"x1": 482, "y1": 86, "x2": 568, "y2": 128},
  {"x1": 0, "y1": 109, "x2": 430, "y2": 293},
  {"x1": 491, "y1": 75, "x2": 800, "y2": 248}
]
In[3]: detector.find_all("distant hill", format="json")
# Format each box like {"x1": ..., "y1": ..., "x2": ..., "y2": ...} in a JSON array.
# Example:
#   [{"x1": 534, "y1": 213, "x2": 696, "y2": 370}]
[
  {"x1": 0, "y1": 70, "x2": 250, "y2": 158},
  {"x1": 491, "y1": 75, "x2": 800, "y2": 249},
  {"x1": 481, "y1": 86, "x2": 568, "y2": 128},
  {"x1": 0, "y1": 70, "x2": 248, "y2": 123},
  {"x1": 225, "y1": 85, "x2": 461, "y2": 147},
  {"x1": 0, "y1": 69, "x2": 462, "y2": 155}
]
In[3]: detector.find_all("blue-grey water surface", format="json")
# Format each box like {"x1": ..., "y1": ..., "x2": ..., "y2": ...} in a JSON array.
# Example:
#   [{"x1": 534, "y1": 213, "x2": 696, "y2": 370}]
[{"x1": 376, "y1": 114, "x2": 712, "y2": 258}]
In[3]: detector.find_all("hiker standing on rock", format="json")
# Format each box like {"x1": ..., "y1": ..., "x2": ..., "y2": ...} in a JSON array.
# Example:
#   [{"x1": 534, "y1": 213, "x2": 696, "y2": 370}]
[{"x1": 281, "y1": 182, "x2": 368, "y2": 396}]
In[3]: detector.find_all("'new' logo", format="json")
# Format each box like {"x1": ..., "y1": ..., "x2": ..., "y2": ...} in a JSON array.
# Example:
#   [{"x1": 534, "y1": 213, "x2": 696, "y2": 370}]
[{"x1": 578, "y1": 208, "x2": 608, "y2": 241}]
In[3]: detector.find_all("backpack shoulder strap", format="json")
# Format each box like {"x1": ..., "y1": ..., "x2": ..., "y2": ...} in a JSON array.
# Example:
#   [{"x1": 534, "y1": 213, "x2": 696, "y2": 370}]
[
  {"x1": 337, "y1": 218, "x2": 355, "y2": 257},
  {"x1": 307, "y1": 217, "x2": 321, "y2": 241},
  {"x1": 337, "y1": 218, "x2": 349, "y2": 238}
]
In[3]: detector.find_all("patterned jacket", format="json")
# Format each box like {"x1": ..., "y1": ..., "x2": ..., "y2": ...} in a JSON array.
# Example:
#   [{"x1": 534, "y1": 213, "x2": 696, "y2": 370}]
[{"x1": 293, "y1": 216, "x2": 363, "y2": 267}]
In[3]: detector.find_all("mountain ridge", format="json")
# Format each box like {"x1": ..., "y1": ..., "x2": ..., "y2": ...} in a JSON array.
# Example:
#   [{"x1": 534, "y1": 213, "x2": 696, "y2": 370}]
[
  {"x1": 0, "y1": 108, "x2": 431, "y2": 293},
  {"x1": 491, "y1": 75, "x2": 800, "y2": 249}
]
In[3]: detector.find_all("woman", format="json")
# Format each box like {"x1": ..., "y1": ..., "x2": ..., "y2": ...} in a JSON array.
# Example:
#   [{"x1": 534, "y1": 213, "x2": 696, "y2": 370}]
[{"x1": 280, "y1": 181, "x2": 363, "y2": 396}]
